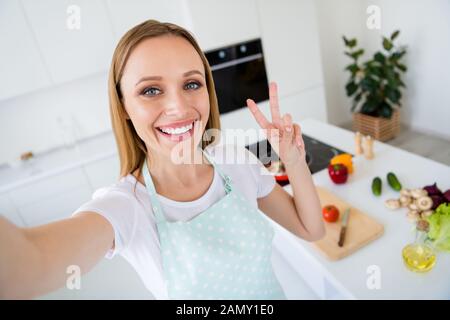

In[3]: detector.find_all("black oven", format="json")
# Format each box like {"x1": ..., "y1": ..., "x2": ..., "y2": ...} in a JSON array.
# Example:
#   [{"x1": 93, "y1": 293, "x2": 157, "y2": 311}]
[{"x1": 205, "y1": 38, "x2": 269, "y2": 114}]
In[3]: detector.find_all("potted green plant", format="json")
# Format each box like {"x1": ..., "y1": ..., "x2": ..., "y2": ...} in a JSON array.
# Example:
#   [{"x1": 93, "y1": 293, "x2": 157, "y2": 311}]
[{"x1": 343, "y1": 30, "x2": 407, "y2": 141}]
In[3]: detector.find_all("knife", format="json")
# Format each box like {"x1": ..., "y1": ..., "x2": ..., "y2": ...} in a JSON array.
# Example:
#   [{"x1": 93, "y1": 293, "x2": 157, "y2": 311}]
[{"x1": 338, "y1": 208, "x2": 351, "y2": 247}]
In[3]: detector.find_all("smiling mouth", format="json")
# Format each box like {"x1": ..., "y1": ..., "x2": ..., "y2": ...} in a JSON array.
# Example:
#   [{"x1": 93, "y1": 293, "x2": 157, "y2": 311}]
[{"x1": 155, "y1": 120, "x2": 197, "y2": 141}]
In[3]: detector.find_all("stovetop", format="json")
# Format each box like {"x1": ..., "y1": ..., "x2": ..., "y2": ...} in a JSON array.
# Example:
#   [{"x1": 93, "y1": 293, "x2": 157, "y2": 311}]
[{"x1": 245, "y1": 134, "x2": 351, "y2": 186}]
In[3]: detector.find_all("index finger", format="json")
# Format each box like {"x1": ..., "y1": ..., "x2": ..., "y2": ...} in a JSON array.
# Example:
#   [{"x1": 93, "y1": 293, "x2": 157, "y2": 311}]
[
  {"x1": 269, "y1": 82, "x2": 282, "y2": 127},
  {"x1": 246, "y1": 98, "x2": 271, "y2": 129}
]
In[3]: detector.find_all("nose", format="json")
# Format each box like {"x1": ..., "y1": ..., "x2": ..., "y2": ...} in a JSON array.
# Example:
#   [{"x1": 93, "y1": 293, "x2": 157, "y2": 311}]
[{"x1": 163, "y1": 88, "x2": 192, "y2": 116}]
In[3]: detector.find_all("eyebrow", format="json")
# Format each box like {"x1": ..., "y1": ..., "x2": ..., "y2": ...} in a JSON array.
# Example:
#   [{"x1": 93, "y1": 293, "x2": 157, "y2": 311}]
[{"x1": 135, "y1": 70, "x2": 204, "y2": 86}]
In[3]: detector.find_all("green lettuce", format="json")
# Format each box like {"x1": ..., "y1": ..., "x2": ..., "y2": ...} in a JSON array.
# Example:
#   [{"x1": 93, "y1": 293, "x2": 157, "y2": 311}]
[{"x1": 426, "y1": 203, "x2": 450, "y2": 252}]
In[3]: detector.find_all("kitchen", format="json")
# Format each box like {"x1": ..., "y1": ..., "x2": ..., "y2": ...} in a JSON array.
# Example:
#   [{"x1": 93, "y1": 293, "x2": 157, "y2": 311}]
[{"x1": 0, "y1": 0, "x2": 449, "y2": 300}]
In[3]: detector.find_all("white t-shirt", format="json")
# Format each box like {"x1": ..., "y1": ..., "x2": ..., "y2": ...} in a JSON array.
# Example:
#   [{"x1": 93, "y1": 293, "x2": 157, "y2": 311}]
[{"x1": 72, "y1": 143, "x2": 276, "y2": 299}]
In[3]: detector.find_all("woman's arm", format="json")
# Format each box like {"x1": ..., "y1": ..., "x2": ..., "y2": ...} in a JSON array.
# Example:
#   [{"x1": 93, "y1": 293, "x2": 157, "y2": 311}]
[
  {"x1": 0, "y1": 212, "x2": 114, "y2": 299},
  {"x1": 247, "y1": 82, "x2": 325, "y2": 242},
  {"x1": 257, "y1": 160, "x2": 325, "y2": 242}
]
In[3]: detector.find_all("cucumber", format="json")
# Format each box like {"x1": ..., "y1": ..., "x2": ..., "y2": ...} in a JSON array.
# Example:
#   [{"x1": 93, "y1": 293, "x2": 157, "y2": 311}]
[
  {"x1": 372, "y1": 177, "x2": 382, "y2": 196},
  {"x1": 387, "y1": 172, "x2": 402, "y2": 191}
]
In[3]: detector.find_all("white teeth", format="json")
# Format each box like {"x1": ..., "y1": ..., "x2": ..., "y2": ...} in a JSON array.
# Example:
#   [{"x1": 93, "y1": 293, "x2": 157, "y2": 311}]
[{"x1": 159, "y1": 122, "x2": 193, "y2": 135}]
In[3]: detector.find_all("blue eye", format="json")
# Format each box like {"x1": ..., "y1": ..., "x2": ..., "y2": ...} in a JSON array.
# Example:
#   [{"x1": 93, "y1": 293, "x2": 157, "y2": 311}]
[
  {"x1": 142, "y1": 87, "x2": 161, "y2": 96},
  {"x1": 186, "y1": 81, "x2": 201, "y2": 90}
]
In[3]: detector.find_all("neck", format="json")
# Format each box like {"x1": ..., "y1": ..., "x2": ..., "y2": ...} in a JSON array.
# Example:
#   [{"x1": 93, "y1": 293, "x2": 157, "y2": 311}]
[{"x1": 144, "y1": 146, "x2": 211, "y2": 188}]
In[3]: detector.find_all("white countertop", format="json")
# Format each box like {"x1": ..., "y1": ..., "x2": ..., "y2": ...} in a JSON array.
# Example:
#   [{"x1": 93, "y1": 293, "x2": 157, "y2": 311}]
[{"x1": 275, "y1": 118, "x2": 450, "y2": 299}]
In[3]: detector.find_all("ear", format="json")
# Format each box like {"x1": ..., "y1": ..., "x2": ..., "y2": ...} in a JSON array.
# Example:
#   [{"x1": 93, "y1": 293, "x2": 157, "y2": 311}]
[{"x1": 123, "y1": 108, "x2": 131, "y2": 120}]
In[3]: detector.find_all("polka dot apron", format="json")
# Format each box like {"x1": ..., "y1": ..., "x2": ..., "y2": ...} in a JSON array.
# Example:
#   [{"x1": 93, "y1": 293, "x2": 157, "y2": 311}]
[{"x1": 142, "y1": 148, "x2": 286, "y2": 300}]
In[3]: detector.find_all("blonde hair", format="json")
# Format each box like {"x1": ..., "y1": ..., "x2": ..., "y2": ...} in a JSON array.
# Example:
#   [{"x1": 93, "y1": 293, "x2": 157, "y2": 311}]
[{"x1": 108, "y1": 19, "x2": 221, "y2": 182}]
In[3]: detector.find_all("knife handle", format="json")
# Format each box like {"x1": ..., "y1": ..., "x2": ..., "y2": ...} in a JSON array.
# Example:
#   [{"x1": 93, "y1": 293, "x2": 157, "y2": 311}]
[{"x1": 338, "y1": 226, "x2": 347, "y2": 247}]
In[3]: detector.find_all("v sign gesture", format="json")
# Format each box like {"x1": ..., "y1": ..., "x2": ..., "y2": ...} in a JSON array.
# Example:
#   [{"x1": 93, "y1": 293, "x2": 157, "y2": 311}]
[
  {"x1": 245, "y1": 81, "x2": 325, "y2": 242},
  {"x1": 246, "y1": 82, "x2": 306, "y2": 167}
]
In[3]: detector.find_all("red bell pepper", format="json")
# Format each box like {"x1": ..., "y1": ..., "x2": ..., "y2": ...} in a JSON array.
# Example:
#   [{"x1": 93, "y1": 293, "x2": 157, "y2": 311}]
[{"x1": 328, "y1": 163, "x2": 348, "y2": 184}]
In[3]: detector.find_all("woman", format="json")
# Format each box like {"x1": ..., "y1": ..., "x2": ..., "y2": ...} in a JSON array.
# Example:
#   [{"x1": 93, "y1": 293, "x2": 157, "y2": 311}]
[{"x1": 0, "y1": 20, "x2": 324, "y2": 299}]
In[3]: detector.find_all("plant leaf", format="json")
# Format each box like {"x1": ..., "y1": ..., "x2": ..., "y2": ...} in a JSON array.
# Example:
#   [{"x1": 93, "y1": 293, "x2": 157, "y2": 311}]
[
  {"x1": 383, "y1": 37, "x2": 393, "y2": 51},
  {"x1": 343, "y1": 35, "x2": 349, "y2": 46},
  {"x1": 345, "y1": 81, "x2": 358, "y2": 96},
  {"x1": 380, "y1": 102, "x2": 393, "y2": 118},
  {"x1": 360, "y1": 77, "x2": 379, "y2": 93},
  {"x1": 348, "y1": 39, "x2": 357, "y2": 48},
  {"x1": 396, "y1": 63, "x2": 407, "y2": 72},
  {"x1": 390, "y1": 30, "x2": 400, "y2": 41},
  {"x1": 361, "y1": 99, "x2": 378, "y2": 114},
  {"x1": 374, "y1": 52, "x2": 386, "y2": 63},
  {"x1": 385, "y1": 86, "x2": 401, "y2": 104},
  {"x1": 345, "y1": 63, "x2": 359, "y2": 73}
]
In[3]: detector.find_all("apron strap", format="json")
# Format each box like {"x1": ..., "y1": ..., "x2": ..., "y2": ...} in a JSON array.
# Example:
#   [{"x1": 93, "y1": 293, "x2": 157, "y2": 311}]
[
  {"x1": 201, "y1": 147, "x2": 233, "y2": 194},
  {"x1": 142, "y1": 160, "x2": 167, "y2": 224}
]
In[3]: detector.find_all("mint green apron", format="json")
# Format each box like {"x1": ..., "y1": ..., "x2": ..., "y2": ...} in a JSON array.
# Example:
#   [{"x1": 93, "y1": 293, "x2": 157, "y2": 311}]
[{"x1": 142, "y1": 148, "x2": 286, "y2": 300}]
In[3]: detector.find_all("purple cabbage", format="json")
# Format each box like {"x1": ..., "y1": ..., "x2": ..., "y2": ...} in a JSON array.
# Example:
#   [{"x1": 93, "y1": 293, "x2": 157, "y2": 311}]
[
  {"x1": 444, "y1": 189, "x2": 450, "y2": 203},
  {"x1": 430, "y1": 195, "x2": 446, "y2": 210},
  {"x1": 423, "y1": 182, "x2": 443, "y2": 196}
]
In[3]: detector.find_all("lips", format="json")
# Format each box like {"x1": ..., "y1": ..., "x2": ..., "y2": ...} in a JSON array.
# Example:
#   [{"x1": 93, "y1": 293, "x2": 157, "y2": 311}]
[
  {"x1": 155, "y1": 119, "x2": 197, "y2": 142},
  {"x1": 156, "y1": 118, "x2": 197, "y2": 131}
]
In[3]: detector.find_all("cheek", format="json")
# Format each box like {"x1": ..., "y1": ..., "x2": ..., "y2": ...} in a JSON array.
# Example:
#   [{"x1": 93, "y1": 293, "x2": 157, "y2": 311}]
[
  {"x1": 197, "y1": 92, "x2": 211, "y2": 117},
  {"x1": 126, "y1": 103, "x2": 159, "y2": 138}
]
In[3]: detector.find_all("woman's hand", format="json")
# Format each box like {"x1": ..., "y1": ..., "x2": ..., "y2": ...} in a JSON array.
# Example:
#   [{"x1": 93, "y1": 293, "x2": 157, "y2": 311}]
[{"x1": 246, "y1": 82, "x2": 306, "y2": 167}]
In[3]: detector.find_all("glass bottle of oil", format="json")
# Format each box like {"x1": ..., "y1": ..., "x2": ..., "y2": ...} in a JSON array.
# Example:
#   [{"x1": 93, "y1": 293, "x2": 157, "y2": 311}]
[{"x1": 402, "y1": 220, "x2": 436, "y2": 273}]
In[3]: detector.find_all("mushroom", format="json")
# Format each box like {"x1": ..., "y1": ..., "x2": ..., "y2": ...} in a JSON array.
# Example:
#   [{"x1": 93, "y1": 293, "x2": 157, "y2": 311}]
[
  {"x1": 400, "y1": 189, "x2": 412, "y2": 197},
  {"x1": 416, "y1": 219, "x2": 430, "y2": 232},
  {"x1": 408, "y1": 202, "x2": 419, "y2": 211},
  {"x1": 421, "y1": 210, "x2": 434, "y2": 219},
  {"x1": 407, "y1": 210, "x2": 420, "y2": 222},
  {"x1": 410, "y1": 188, "x2": 427, "y2": 199},
  {"x1": 385, "y1": 199, "x2": 401, "y2": 210},
  {"x1": 399, "y1": 195, "x2": 412, "y2": 207},
  {"x1": 416, "y1": 196, "x2": 433, "y2": 211}
]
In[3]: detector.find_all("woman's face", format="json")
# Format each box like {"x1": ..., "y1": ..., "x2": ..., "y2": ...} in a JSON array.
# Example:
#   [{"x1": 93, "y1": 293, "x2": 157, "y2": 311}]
[{"x1": 120, "y1": 35, "x2": 210, "y2": 158}]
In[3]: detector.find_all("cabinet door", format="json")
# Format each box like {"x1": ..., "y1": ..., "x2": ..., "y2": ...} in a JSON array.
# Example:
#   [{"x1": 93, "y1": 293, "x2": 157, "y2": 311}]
[
  {"x1": 21, "y1": 0, "x2": 115, "y2": 84},
  {"x1": 188, "y1": 0, "x2": 260, "y2": 50},
  {"x1": 256, "y1": 0, "x2": 325, "y2": 97},
  {"x1": 0, "y1": 193, "x2": 25, "y2": 227},
  {"x1": 0, "y1": 0, "x2": 51, "y2": 100},
  {"x1": 83, "y1": 155, "x2": 120, "y2": 191},
  {"x1": 10, "y1": 167, "x2": 93, "y2": 226},
  {"x1": 19, "y1": 185, "x2": 93, "y2": 226},
  {"x1": 106, "y1": 0, "x2": 191, "y2": 41}
]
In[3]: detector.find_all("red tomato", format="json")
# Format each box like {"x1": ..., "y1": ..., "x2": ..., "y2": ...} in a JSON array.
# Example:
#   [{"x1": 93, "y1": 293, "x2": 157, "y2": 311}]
[{"x1": 322, "y1": 205, "x2": 340, "y2": 223}]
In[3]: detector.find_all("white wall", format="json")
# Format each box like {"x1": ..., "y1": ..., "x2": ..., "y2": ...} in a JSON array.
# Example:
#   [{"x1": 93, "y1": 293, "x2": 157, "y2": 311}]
[
  {"x1": 315, "y1": 0, "x2": 367, "y2": 127},
  {"x1": 366, "y1": 0, "x2": 450, "y2": 139},
  {"x1": 0, "y1": 0, "x2": 327, "y2": 165},
  {"x1": 315, "y1": 0, "x2": 450, "y2": 139}
]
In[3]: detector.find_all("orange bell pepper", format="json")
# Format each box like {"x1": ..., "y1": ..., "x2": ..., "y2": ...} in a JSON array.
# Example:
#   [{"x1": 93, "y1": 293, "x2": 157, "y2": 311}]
[{"x1": 330, "y1": 153, "x2": 354, "y2": 174}]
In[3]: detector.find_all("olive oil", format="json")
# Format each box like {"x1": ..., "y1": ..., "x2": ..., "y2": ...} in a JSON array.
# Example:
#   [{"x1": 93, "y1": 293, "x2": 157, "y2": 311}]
[{"x1": 402, "y1": 243, "x2": 436, "y2": 273}]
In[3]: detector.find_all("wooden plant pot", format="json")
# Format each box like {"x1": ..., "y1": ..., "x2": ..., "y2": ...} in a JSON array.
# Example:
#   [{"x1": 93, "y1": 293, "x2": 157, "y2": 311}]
[{"x1": 352, "y1": 109, "x2": 400, "y2": 141}]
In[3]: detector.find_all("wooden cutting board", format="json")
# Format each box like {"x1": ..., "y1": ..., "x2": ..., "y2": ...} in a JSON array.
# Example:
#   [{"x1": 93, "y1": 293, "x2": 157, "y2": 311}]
[{"x1": 312, "y1": 186, "x2": 384, "y2": 261}]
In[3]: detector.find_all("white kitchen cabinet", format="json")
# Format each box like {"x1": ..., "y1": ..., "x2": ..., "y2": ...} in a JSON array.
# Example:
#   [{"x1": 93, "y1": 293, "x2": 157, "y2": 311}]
[
  {"x1": 20, "y1": 0, "x2": 115, "y2": 84},
  {"x1": 82, "y1": 155, "x2": 120, "y2": 191},
  {"x1": 9, "y1": 168, "x2": 90, "y2": 208},
  {"x1": 187, "y1": 0, "x2": 261, "y2": 50},
  {"x1": 19, "y1": 184, "x2": 93, "y2": 227},
  {"x1": 256, "y1": 0, "x2": 325, "y2": 97},
  {"x1": 0, "y1": 193, "x2": 25, "y2": 227},
  {"x1": 0, "y1": 0, "x2": 52, "y2": 101},
  {"x1": 106, "y1": 0, "x2": 192, "y2": 41},
  {"x1": 10, "y1": 167, "x2": 93, "y2": 226}
]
